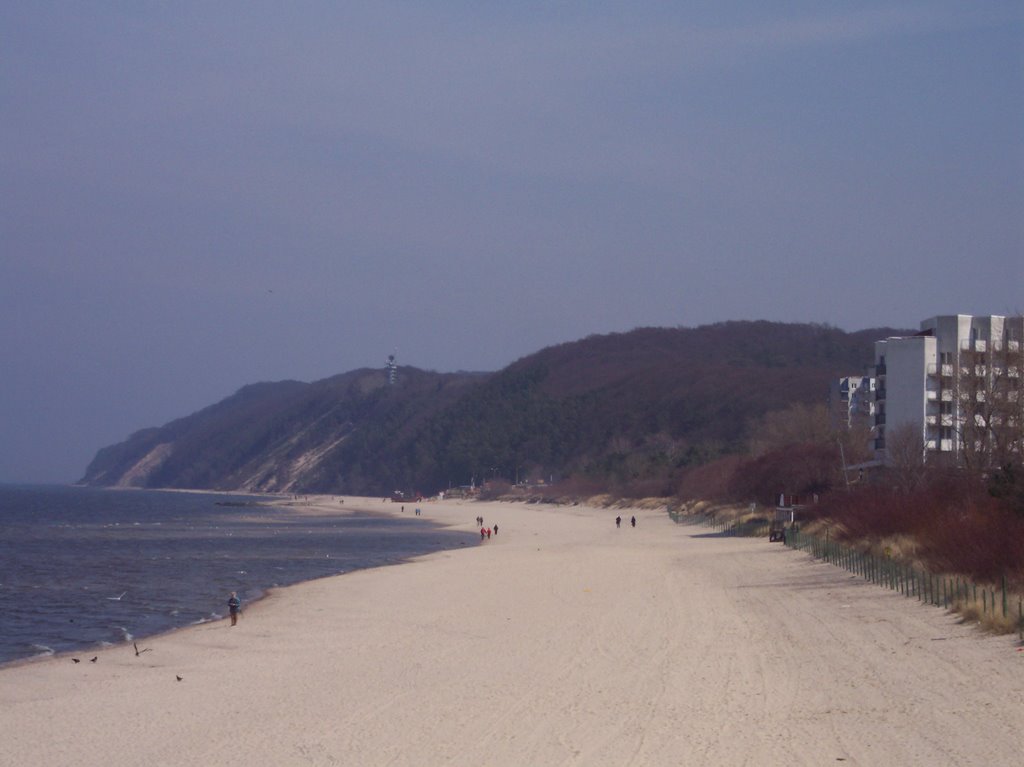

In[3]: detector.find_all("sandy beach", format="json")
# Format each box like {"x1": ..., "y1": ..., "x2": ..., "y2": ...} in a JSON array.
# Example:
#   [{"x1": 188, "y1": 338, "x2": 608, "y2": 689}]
[{"x1": 2, "y1": 496, "x2": 1022, "y2": 766}]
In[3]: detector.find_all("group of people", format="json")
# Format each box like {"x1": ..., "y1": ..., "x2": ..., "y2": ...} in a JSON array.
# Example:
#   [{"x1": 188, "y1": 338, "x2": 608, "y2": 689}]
[
  {"x1": 614, "y1": 515, "x2": 637, "y2": 528},
  {"x1": 476, "y1": 516, "x2": 498, "y2": 540}
]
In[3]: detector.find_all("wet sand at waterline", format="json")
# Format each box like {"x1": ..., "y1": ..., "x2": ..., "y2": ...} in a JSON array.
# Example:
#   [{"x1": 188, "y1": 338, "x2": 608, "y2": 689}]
[{"x1": 3, "y1": 497, "x2": 1022, "y2": 766}]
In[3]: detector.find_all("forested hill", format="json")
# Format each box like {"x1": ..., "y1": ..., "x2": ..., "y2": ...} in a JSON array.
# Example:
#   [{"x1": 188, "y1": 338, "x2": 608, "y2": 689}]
[{"x1": 80, "y1": 322, "x2": 907, "y2": 495}]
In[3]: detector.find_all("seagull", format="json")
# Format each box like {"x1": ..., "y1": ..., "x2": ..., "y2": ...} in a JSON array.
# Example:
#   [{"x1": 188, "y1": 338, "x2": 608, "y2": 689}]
[
  {"x1": 72, "y1": 658, "x2": 80, "y2": 663},
  {"x1": 90, "y1": 656, "x2": 97, "y2": 663},
  {"x1": 176, "y1": 675, "x2": 183, "y2": 682},
  {"x1": 106, "y1": 591, "x2": 127, "y2": 601}
]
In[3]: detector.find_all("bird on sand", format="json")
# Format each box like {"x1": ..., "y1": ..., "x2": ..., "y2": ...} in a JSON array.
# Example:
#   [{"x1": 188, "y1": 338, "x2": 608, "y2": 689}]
[
  {"x1": 176, "y1": 675, "x2": 183, "y2": 682},
  {"x1": 90, "y1": 656, "x2": 97, "y2": 663},
  {"x1": 72, "y1": 658, "x2": 80, "y2": 663}
]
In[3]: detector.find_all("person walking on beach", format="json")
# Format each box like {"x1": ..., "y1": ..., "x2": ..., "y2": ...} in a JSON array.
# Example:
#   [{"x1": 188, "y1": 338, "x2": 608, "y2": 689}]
[
  {"x1": 493, "y1": 523, "x2": 498, "y2": 535},
  {"x1": 615, "y1": 516, "x2": 621, "y2": 528},
  {"x1": 227, "y1": 592, "x2": 241, "y2": 626},
  {"x1": 486, "y1": 528, "x2": 491, "y2": 539},
  {"x1": 631, "y1": 516, "x2": 636, "y2": 528},
  {"x1": 481, "y1": 527, "x2": 486, "y2": 540}
]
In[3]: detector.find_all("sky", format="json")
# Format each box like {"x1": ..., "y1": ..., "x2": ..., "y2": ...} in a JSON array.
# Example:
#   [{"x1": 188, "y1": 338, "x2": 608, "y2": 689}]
[{"x1": 2, "y1": 1, "x2": 1022, "y2": 483}]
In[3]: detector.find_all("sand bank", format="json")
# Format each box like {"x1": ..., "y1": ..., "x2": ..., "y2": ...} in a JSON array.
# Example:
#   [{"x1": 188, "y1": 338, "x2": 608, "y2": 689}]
[{"x1": 2, "y1": 497, "x2": 1022, "y2": 766}]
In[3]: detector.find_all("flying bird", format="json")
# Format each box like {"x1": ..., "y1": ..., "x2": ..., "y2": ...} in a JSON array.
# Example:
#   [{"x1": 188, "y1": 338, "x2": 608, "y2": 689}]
[{"x1": 106, "y1": 591, "x2": 127, "y2": 601}]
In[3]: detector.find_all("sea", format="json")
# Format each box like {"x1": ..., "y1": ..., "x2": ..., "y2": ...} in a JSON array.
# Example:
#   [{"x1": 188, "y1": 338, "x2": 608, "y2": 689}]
[{"x1": 0, "y1": 484, "x2": 476, "y2": 667}]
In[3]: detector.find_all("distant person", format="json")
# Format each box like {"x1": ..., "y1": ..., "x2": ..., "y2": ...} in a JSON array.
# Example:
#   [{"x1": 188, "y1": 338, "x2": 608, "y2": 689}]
[
  {"x1": 615, "y1": 516, "x2": 621, "y2": 528},
  {"x1": 630, "y1": 516, "x2": 636, "y2": 528},
  {"x1": 486, "y1": 528, "x2": 491, "y2": 539},
  {"x1": 481, "y1": 527, "x2": 486, "y2": 540},
  {"x1": 493, "y1": 524, "x2": 498, "y2": 535},
  {"x1": 227, "y1": 592, "x2": 241, "y2": 627}
]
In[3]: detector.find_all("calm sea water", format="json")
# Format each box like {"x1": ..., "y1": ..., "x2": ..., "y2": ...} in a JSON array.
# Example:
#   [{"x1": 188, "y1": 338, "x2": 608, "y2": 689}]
[{"x1": 0, "y1": 485, "x2": 475, "y2": 666}]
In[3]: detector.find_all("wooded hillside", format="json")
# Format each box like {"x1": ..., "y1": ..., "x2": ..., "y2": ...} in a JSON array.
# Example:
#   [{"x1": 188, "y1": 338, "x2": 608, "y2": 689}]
[{"x1": 80, "y1": 322, "x2": 905, "y2": 495}]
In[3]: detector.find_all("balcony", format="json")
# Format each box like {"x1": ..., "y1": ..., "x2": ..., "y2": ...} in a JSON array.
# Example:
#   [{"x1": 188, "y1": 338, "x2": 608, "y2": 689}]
[{"x1": 961, "y1": 339, "x2": 988, "y2": 353}]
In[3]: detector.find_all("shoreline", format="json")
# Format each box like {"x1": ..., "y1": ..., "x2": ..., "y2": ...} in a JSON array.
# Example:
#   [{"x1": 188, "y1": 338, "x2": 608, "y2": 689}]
[
  {"x1": 3, "y1": 496, "x2": 1022, "y2": 765},
  {"x1": 0, "y1": 491, "x2": 474, "y2": 671}
]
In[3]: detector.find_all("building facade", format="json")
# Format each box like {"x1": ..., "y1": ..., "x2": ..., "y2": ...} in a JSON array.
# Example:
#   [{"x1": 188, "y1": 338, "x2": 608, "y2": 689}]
[
  {"x1": 872, "y1": 314, "x2": 1023, "y2": 466},
  {"x1": 829, "y1": 375, "x2": 875, "y2": 431}
]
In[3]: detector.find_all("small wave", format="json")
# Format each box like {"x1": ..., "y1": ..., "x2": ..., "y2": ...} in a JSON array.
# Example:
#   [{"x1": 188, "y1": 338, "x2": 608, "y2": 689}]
[
  {"x1": 30, "y1": 644, "x2": 55, "y2": 656},
  {"x1": 116, "y1": 626, "x2": 134, "y2": 642}
]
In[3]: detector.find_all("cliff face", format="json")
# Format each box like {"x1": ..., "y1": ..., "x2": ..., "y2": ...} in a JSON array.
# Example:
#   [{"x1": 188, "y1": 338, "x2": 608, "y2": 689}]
[
  {"x1": 79, "y1": 370, "x2": 485, "y2": 493},
  {"x1": 81, "y1": 322, "x2": 907, "y2": 495}
]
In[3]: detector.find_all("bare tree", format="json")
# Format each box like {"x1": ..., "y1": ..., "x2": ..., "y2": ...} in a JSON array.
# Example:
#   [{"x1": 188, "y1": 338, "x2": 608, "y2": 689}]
[
  {"x1": 886, "y1": 422, "x2": 929, "y2": 493},
  {"x1": 748, "y1": 402, "x2": 833, "y2": 456}
]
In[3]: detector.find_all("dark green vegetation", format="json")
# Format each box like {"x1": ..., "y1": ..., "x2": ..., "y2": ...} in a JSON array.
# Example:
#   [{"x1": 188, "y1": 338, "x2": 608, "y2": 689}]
[{"x1": 81, "y1": 321, "x2": 899, "y2": 496}]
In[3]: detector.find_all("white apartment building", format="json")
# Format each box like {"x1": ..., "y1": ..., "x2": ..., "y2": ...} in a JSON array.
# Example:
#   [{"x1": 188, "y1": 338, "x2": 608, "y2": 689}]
[
  {"x1": 872, "y1": 314, "x2": 1023, "y2": 465},
  {"x1": 829, "y1": 375, "x2": 875, "y2": 431}
]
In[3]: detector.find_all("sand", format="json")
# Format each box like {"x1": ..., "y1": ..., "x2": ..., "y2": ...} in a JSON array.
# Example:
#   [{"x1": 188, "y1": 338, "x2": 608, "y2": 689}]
[{"x1": 2, "y1": 497, "x2": 1022, "y2": 766}]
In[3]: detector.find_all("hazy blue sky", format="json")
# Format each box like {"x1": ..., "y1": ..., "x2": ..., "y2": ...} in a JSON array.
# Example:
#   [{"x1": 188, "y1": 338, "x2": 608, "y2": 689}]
[{"x1": 2, "y1": 2, "x2": 1022, "y2": 483}]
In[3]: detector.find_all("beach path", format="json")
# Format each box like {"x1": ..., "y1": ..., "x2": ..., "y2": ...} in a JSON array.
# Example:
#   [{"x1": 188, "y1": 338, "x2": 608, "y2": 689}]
[{"x1": 2, "y1": 498, "x2": 1022, "y2": 766}]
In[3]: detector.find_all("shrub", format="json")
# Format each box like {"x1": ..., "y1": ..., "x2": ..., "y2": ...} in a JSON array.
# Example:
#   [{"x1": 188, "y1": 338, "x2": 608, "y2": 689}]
[
  {"x1": 675, "y1": 455, "x2": 745, "y2": 501},
  {"x1": 727, "y1": 443, "x2": 840, "y2": 505},
  {"x1": 816, "y1": 476, "x2": 1024, "y2": 584}
]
